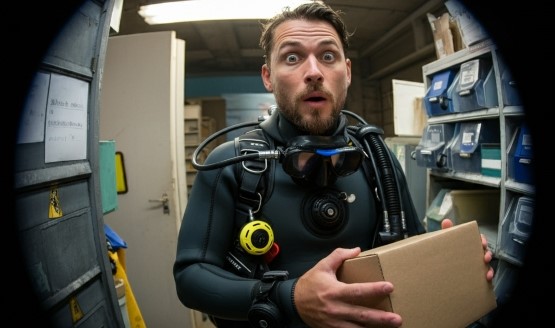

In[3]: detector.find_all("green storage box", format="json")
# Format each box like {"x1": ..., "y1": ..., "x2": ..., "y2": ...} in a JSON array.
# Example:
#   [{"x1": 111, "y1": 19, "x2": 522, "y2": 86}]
[
  {"x1": 100, "y1": 140, "x2": 118, "y2": 214},
  {"x1": 481, "y1": 143, "x2": 501, "y2": 177}
]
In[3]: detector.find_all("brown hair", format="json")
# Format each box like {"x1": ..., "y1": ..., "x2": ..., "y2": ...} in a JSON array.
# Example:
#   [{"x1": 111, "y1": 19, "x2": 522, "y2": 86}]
[{"x1": 259, "y1": 0, "x2": 352, "y2": 65}]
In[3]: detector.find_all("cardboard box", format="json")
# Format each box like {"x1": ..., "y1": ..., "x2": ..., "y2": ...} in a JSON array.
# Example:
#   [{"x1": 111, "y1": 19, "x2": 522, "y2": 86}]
[
  {"x1": 427, "y1": 12, "x2": 464, "y2": 59},
  {"x1": 337, "y1": 221, "x2": 496, "y2": 328},
  {"x1": 426, "y1": 189, "x2": 500, "y2": 229},
  {"x1": 448, "y1": 190, "x2": 500, "y2": 227},
  {"x1": 425, "y1": 189, "x2": 499, "y2": 253}
]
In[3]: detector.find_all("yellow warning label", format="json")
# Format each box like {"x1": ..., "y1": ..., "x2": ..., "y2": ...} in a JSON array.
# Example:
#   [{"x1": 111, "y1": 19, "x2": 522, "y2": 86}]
[
  {"x1": 48, "y1": 188, "x2": 63, "y2": 219},
  {"x1": 69, "y1": 296, "x2": 84, "y2": 323}
]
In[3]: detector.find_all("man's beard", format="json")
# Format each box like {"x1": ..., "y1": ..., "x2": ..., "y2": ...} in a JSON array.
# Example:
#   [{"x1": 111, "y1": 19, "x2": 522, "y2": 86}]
[{"x1": 274, "y1": 85, "x2": 345, "y2": 135}]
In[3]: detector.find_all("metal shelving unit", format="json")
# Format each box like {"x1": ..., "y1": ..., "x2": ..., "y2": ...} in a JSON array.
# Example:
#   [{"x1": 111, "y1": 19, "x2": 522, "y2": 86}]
[
  {"x1": 185, "y1": 104, "x2": 202, "y2": 197},
  {"x1": 420, "y1": 38, "x2": 535, "y2": 321}
]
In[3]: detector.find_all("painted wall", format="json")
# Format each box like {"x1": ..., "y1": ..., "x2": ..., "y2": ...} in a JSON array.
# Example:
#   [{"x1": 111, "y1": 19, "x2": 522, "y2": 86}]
[{"x1": 185, "y1": 75, "x2": 267, "y2": 98}]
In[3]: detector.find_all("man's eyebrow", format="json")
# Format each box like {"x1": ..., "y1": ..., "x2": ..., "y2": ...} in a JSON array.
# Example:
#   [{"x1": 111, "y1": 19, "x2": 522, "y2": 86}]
[
  {"x1": 318, "y1": 39, "x2": 340, "y2": 48},
  {"x1": 277, "y1": 40, "x2": 302, "y2": 51}
]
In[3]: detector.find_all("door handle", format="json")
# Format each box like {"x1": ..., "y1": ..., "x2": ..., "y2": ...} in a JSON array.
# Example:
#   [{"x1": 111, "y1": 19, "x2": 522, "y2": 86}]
[{"x1": 149, "y1": 193, "x2": 170, "y2": 214}]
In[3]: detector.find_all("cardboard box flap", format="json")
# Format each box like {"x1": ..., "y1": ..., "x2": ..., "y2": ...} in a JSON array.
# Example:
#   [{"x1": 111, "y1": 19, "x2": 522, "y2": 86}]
[
  {"x1": 337, "y1": 221, "x2": 496, "y2": 328},
  {"x1": 337, "y1": 255, "x2": 393, "y2": 311}
]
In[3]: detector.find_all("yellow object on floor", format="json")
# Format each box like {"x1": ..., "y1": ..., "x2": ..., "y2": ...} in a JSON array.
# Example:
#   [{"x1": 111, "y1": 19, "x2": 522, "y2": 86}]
[{"x1": 109, "y1": 249, "x2": 147, "y2": 328}]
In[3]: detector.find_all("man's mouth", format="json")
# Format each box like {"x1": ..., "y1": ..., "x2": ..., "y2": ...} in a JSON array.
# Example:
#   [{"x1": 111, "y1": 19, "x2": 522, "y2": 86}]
[{"x1": 303, "y1": 91, "x2": 327, "y2": 104}]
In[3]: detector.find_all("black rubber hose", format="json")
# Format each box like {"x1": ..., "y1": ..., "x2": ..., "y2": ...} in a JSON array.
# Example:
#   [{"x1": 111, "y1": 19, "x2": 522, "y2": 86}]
[
  {"x1": 366, "y1": 133, "x2": 405, "y2": 243},
  {"x1": 352, "y1": 124, "x2": 405, "y2": 244},
  {"x1": 192, "y1": 121, "x2": 260, "y2": 170}
]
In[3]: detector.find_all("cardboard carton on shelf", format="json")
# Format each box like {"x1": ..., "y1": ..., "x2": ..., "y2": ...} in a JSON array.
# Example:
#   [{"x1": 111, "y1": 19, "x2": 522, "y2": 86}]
[{"x1": 427, "y1": 12, "x2": 465, "y2": 59}]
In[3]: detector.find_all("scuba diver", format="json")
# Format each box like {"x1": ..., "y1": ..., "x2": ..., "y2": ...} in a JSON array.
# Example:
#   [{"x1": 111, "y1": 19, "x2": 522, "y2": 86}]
[{"x1": 173, "y1": 2, "x2": 494, "y2": 327}]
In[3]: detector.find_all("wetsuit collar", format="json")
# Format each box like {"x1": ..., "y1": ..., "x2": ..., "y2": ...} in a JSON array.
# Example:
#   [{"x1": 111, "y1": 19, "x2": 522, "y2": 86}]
[{"x1": 259, "y1": 109, "x2": 349, "y2": 145}]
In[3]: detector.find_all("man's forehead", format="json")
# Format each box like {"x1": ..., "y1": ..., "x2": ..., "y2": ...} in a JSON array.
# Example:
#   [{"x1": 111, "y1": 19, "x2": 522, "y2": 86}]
[{"x1": 273, "y1": 19, "x2": 341, "y2": 48}]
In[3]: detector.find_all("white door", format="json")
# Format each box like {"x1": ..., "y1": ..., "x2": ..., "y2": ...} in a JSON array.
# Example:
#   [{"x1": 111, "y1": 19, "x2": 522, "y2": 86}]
[{"x1": 99, "y1": 31, "x2": 189, "y2": 328}]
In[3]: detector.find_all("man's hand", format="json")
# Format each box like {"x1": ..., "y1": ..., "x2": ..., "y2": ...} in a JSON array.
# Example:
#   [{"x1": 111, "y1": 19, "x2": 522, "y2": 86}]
[
  {"x1": 294, "y1": 247, "x2": 402, "y2": 328},
  {"x1": 441, "y1": 219, "x2": 495, "y2": 281}
]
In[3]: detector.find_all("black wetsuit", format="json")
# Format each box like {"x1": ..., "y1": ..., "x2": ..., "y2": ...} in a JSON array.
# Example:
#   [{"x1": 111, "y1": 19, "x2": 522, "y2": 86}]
[{"x1": 173, "y1": 110, "x2": 425, "y2": 327}]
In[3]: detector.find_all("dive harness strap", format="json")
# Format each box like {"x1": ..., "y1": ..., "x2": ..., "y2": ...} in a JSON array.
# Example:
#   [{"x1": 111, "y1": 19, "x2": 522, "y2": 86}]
[
  {"x1": 228, "y1": 128, "x2": 273, "y2": 279},
  {"x1": 234, "y1": 128, "x2": 271, "y2": 218}
]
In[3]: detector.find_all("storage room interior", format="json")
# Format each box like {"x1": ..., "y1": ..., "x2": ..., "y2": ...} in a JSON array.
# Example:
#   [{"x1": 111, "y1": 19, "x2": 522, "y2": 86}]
[{"x1": 7, "y1": 0, "x2": 548, "y2": 327}]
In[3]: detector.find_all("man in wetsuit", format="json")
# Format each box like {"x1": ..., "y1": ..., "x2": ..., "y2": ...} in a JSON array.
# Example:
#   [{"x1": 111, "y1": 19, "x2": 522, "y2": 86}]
[{"x1": 173, "y1": 2, "x2": 494, "y2": 327}]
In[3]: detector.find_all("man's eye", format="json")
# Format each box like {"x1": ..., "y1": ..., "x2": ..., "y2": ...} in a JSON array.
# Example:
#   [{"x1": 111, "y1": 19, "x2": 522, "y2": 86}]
[
  {"x1": 322, "y1": 52, "x2": 335, "y2": 62},
  {"x1": 286, "y1": 54, "x2": 299, "y2": 63}
]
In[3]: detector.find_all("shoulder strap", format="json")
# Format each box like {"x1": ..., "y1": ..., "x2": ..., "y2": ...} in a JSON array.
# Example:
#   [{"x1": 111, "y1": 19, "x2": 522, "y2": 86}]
[{"x1": 233, "y1": 128, "x2": 273, "y2": 222}]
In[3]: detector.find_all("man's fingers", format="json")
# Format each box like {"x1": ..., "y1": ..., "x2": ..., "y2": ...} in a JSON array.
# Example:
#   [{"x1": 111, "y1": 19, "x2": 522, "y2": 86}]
[
  {"x1": 339, "y1": 281, "x2": 394, "y2": 302},
  {"x1": 441, "y1": 218, "x2": 453, "y2": 229},
  {"x1": 324, "y1": 247, "x2": 362, "y2": 271}
]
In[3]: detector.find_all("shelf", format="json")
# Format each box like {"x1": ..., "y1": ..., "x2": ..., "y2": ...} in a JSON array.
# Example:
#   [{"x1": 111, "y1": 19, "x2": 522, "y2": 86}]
[
  {"x1": 505, "y1": 179, "x2": 535, "y2": 195},
  {"x1": 185, "y1": 104, "x2": 202, "y2": 197},
  {"x1": 497, "y1": 249, "x2": 525, "y2": 267},
  {"x1": 422, "y1": 39, "x2": 496, "y2": 76},
  {"x1": 184, "y1": 103, "x2": 220, "y2": 197},
  {"x1": 426, "y1": 107, "x2": 500, "y2": 124},
  {"x1": 430, "y1": 170, "x2": 501, "y2": 188},
  {"x1": 503, "y1": 105, "x2": 525, "y2": 117}
]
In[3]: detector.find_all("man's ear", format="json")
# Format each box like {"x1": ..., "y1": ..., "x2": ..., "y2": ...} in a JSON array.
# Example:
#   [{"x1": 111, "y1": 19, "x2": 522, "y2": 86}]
[
  {"x1": 261, "y1": 64, "x2": 273, "y2": 92},
  {"x1": 345, "y1": 58, "x2": 352, "y2": 87}
]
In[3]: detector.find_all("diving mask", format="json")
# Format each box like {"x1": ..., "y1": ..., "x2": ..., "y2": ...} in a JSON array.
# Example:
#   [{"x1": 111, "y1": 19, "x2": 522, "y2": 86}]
[{"x1": 281, "y1": 135, "x2": 366, "y2": 187}]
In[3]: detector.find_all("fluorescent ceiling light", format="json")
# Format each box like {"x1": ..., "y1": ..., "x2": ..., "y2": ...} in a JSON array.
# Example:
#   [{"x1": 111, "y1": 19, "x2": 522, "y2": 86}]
[{"x1": 139, "y1": 0, "x2": 312, "y2": 24}]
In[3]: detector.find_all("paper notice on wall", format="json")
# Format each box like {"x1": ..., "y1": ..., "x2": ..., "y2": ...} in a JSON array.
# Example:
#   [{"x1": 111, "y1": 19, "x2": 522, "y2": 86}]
[
  {"x1": 45, "y1": 73, "x2": 89, "y2": 163},
  {"x1": 18, "y1": 72, "x2": 50, "y2": 144}
]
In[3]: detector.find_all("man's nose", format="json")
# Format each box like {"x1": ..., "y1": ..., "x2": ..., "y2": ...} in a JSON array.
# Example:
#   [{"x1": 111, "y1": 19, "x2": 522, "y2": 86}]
[{"x1": 304, "y1": 55, "x2": 323, "y2": 83}]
